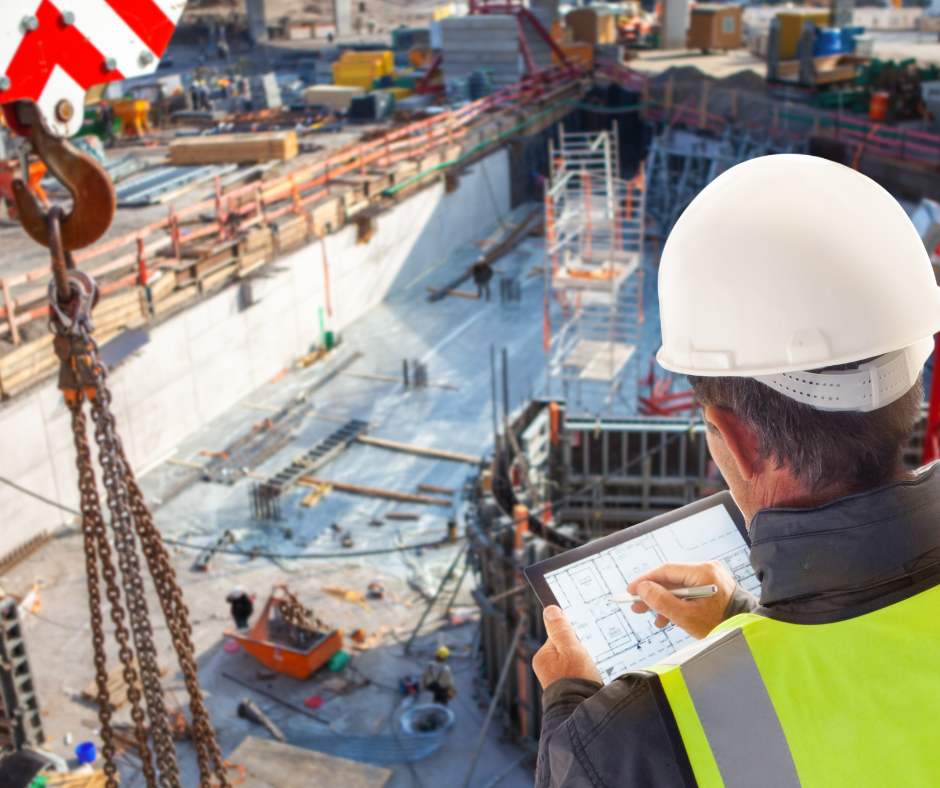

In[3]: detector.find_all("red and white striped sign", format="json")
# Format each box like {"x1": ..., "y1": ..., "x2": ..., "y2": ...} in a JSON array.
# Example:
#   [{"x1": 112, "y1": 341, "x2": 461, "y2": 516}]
[{"x1": 0, "y1": 0, "x2": 186, "y2": 136}]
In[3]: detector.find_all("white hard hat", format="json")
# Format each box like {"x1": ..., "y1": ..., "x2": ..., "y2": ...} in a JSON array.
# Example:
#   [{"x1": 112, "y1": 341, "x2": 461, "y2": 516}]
[
  {"x1": 227, "y1": 587, "x2": 246, "y2": 601},
  {"x1": 656, "y1": 154, "x2": 940, "y2": 411}
]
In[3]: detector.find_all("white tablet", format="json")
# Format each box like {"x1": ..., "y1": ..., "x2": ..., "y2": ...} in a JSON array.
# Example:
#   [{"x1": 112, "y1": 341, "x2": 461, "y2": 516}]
[{"x1": 524, "y1": 492, "x2": 757, "y2": 683}]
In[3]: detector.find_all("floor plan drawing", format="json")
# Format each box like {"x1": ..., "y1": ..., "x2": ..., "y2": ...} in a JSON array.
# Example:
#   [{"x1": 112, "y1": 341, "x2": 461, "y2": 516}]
[{"x1": 545, "y1": 505, "x2": 757, "y2": 683}]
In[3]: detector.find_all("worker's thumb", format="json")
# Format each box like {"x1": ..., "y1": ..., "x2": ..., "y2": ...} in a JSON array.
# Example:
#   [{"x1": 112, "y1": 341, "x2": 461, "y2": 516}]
[
  {"x1": 637, "y1": 581, "x2": 684, "y2": 621},
  {"x1": 543, "y1": 606, "x2": 580, "y2": 651}
]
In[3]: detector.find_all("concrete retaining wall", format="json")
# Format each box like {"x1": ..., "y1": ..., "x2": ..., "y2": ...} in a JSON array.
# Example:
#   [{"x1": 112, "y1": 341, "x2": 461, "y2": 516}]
[{"x1": 0, "y1": 149, "x2": 511, "y2": 554}]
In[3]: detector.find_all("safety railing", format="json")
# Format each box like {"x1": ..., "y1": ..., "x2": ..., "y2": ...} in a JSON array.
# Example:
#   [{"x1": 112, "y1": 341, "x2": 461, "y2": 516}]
[{"x1": 0, "y1": 63, "x2": 584, "y2": 344}]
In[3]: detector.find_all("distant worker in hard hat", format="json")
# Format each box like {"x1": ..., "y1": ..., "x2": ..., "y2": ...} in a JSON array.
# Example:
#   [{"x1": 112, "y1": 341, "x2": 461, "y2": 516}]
[
  {"x1": 423, "y1": 646, "x2": 456, "y2": 706},
  {"x1": 532, "y1": 155, "x2": 940, "y2": 786},
  {"x1": 227, "y1": 588, "x2": 254, "y2": 630},
  {"x1": 472, "y1": 261, "x2": 494, "y2": 301}
]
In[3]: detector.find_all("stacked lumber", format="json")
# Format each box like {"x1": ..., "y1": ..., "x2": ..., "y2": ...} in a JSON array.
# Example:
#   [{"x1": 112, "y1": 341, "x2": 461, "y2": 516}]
[
  {"x1": 0, "y1": 335, "x2": 56, "y2": 398},
  {"x1": 169, "y1": 131, "x2": 299, "y2": 165},
  {"x1": 273, "y1": 213, "x2": 309, "y2": 253},
  {"x1": 147, "y1": 269, "x2": 177, "y2": 304},
  {"x1": 174, "y1": 239, "x2": 239, "y2": 288},
  {"x1": 93, "y1": 288, "x2": 148, "y2": 339},
  {"x1": 332, "y1": 171, "x2": 391, "y2": 198},
  {"x1": 81, "y1": 660, "x2": 167, "y2": 711},
  {"x1": 239, "y1": 226, "x2": 275, "y2": 276},
  {"x1": 308, "y1": 195, "x2": 345, "y2": 236},
  {"x1": 442, "y1": 143, "x2": 463, "y2": 164},
  {"x1": 153, "y1": 284, "x2": 198, "y2": 317}
]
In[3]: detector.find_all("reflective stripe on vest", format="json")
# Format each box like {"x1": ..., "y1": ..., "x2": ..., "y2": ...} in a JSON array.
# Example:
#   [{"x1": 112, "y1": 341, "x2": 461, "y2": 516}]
[
  {"x1": 643, "y1": 582, "x2": 940, "y2": 787},
  {"x1": 648, "y1": 628, "x2": 800, "y2": 788}
]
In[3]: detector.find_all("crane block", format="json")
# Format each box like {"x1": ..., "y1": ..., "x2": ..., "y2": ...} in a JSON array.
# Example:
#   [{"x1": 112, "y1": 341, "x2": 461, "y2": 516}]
[{"x1": 0, "y1": 0, "x2": 185, "y2": 137}]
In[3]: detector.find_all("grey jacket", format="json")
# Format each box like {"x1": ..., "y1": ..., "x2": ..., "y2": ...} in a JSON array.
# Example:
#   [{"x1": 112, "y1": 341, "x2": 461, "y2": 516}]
[{"x1": 536, "y1": 464, "x2": 940, "y2": 787}]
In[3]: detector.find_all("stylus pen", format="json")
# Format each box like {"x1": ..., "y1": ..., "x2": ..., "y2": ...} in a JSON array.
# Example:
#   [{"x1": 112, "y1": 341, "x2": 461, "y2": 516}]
[{"x1": 608, "y1": 585, "x2": 718, "y2": 604}]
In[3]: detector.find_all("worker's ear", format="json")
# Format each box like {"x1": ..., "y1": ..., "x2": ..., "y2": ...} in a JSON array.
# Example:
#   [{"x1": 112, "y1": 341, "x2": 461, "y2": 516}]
[{"x1": 703, "y1": 406, "x2": 762, "y2": 482}]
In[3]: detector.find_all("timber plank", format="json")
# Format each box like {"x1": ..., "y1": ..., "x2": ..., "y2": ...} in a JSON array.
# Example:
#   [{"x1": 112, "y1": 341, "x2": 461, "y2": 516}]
[{"x1": 227, "y1": 735, "x2": 392, "y2": 788}]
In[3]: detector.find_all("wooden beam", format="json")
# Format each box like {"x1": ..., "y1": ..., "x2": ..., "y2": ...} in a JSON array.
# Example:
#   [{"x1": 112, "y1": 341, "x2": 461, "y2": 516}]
[
  {"x1": 356, "y1": 435, "x2": 481, "y2": 464},
  {"x1": 417, "y1": 483, "x2": 455, "y2": 495},
  {"x1": 425, "y1": 286, "x2": 479, "y2": 299},
  {"x1": 298, "y1": 476, "x2": 452, "y2": 506}
]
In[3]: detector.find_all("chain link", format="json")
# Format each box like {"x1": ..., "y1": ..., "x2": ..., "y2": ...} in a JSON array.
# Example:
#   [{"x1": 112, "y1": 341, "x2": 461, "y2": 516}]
[{"x1": 52, "y1": 271, "x2": 229, "y2": 788}]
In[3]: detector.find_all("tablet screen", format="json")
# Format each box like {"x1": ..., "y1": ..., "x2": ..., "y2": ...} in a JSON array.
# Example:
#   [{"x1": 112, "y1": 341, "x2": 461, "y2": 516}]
[{"x1": 541, "y1": 502, "x2": 757, "y2": 683}]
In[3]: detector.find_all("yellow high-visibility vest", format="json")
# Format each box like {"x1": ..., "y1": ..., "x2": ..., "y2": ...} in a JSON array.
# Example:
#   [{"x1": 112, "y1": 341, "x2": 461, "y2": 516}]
[{"x1": 642, "y1": 582, "x2": 940, "y2": 787}]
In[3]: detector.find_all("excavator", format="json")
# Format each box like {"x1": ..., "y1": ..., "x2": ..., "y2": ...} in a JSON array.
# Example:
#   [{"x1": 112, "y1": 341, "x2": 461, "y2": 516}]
[{"x1": 0, "y1": 4, "x2": 238, "y2": 787}]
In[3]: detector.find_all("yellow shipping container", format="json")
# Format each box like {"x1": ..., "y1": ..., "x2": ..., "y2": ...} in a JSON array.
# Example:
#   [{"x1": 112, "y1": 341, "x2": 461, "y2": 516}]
[
  {"x1": 332, "y1": 60, "x2": 381, "y2": 90},
  {"x1": 338, "y1": 49, "x2": 394, "y2": 76},
  {"x1": 775, "y1": 8, "x2": 830, "y2": 59}
]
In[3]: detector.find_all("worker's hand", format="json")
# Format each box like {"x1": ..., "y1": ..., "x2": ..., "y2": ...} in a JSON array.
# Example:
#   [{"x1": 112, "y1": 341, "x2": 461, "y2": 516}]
[
  {"x1": 533, "y1": 606, "x2": 602, "y2": 689},
  {"x1": 627, "y1": 561, "x2": 738, "y2": 640}
]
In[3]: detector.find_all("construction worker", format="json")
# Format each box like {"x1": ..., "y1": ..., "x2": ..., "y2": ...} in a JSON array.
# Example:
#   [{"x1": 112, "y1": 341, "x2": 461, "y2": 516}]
[
  {"x1": 227, "y1": 587, "x2": 254, "y2": 630},
  {"x1": 472, "y1": 260, "x2": 494, "y2": 301},
  {"x1": 532, "y1": 154, "x2": 940, "y2": 785},
  {"x1": 423, "y1": 646, "x2": 456, "y2": 706}
]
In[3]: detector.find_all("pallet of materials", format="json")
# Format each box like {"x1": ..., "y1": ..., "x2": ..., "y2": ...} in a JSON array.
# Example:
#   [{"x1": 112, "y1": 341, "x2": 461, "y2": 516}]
[
  {"x1": 239, "y1": 226, "x2": 275, "y2": 275},
  {"x1": 174, "y1": 239, "x2": 239, "y2": 286},
  {"x1": 169, "y1": 131, "x2": 299, "y2": 165},
  {"x1": 331, "y1": 171, "x2": 391, "y2": 198},
  {"x1": 273, "y1": 214, "x2": 310, "y2": 252},
  {"x1": 308, "y1": 195, "x2": 345, "y2": 235}
]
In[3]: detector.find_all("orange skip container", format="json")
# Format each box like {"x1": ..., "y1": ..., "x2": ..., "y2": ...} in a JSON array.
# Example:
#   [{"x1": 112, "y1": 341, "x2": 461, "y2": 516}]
[{"x1": 225, "y1": 587, "x2": 342, "y2": 680}]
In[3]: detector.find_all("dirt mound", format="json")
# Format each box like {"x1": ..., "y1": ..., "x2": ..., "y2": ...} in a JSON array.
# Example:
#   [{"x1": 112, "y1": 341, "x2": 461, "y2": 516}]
[
  {"x1": 648, "y1": 65, "x2": 713, "y2": 86},
  {"x1": 715, "y1": 68, "x2": 767, "y2": 92}
]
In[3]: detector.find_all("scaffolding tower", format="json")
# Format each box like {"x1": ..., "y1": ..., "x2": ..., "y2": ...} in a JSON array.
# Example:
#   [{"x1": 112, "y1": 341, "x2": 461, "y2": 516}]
[{"x1": 544, "y1": 126, "x2": 645, "y2": 416}]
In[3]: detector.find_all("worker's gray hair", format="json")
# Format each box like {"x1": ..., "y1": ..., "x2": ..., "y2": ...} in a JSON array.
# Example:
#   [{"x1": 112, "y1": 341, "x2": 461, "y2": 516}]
[{"x1": 687, "y1": 372, "x2": 923, "y2": 494}]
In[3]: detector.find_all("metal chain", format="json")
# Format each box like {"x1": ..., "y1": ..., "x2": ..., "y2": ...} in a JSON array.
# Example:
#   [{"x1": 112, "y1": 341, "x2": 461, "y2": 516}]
[
  {"x1": 84, "y1": 359, "x2": 180, "y2": 788},
  {"x1": 124, "y1": 468, "x2": 231, "y2": 788},
  {"x1": 276, "y1": 588, "x2": 326, "y2": 631},
  {"x1": 48, "y1": 269, "x2": 229, "y2": 786}
]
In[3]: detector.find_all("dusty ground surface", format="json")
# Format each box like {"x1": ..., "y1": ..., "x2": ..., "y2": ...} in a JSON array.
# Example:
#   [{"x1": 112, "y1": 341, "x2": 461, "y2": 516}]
[{"x1": 1, "y1": 531, "x2": 534, "y2": 788}]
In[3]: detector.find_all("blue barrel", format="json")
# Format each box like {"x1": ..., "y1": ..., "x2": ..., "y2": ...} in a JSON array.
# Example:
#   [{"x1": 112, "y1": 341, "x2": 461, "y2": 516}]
[{"x1": 813, "y1": 28, "x2": 843, "y2": 57}]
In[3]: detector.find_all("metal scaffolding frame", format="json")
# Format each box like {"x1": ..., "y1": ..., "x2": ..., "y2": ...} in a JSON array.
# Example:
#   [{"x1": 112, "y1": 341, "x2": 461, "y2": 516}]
[
  {"x1": 646, "y1": 126, "x2": 807, "y2": 235},
  {"x1": 544, "y1": 126, "x2": 645, "y2": 416}
]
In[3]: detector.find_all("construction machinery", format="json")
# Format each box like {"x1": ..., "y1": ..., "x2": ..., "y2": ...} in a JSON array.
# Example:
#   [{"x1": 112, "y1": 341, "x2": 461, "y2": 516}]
[{"x1": 0, "y1": 4, "x2": 231, "y2": 787}]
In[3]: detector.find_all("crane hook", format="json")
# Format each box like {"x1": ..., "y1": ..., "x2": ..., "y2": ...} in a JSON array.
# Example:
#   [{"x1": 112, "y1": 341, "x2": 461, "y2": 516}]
[{"x1": 8, "y1": 100, "x2": 116, "y2": 253}]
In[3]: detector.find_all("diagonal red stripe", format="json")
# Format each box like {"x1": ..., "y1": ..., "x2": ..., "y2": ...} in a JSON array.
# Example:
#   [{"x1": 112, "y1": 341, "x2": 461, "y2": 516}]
[
  {"x1": 0, "y1": 0, "x2": 123, "y2": 104},
  {"x1": 102, "y1": 0, "x2": 175, "y2": 58}
]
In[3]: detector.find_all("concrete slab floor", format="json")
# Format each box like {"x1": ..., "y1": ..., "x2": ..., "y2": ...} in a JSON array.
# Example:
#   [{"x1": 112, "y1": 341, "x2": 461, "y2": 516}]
[{"x1": 0, "y1": 204, "x2": 567, "y2": 788}]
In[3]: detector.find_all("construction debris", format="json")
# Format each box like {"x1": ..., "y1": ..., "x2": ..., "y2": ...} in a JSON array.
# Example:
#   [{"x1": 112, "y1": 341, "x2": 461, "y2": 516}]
[
  {"x1": 322, "y1": 586, "x2": 374, "y2": 613},
  {"x1": 81, "y1": 662, "x2": 168, "y2": 712}
]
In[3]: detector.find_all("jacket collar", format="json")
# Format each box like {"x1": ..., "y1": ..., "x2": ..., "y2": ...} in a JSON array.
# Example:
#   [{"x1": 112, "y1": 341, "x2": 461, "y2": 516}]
[{"x1": 748, "y1": 463, "x2": 940, "y2": 606}]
